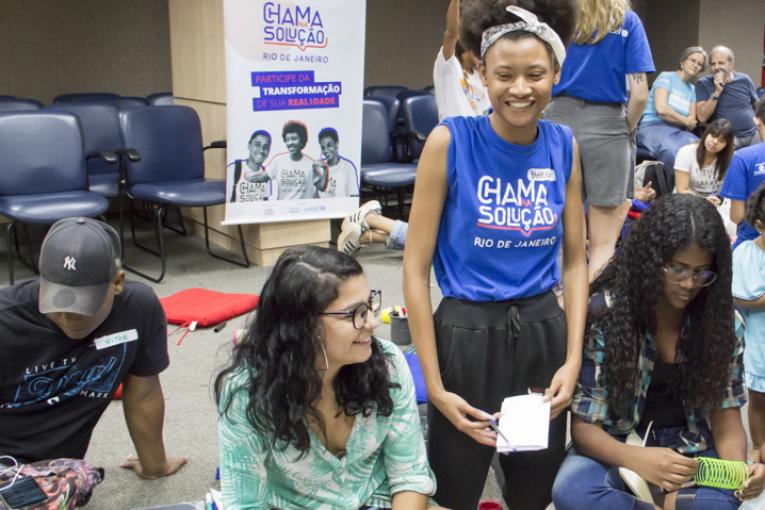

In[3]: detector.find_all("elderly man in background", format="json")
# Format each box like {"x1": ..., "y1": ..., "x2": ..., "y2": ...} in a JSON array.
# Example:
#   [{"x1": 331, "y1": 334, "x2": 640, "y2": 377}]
[{"x1": 696, "y1": 45, "x2": 759, "y2": 148}]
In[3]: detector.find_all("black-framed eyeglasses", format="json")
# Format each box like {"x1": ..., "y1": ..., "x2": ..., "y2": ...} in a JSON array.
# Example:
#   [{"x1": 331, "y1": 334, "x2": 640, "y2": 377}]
[
  {"x1": 662, "y1": 263, "x2": 718, "y2": 287},
  {"x1": 320, "y1": 290, "x2": 382, "y2": 329}
]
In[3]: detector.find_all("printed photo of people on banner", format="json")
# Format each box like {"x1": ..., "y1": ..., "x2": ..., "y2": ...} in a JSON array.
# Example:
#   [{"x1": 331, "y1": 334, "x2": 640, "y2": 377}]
[{"x1": 223, "y1": 0, "x2": 365, "y2": 224}]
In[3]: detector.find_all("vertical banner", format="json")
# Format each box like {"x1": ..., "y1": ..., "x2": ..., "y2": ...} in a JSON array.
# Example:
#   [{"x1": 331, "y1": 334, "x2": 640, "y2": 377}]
[{"x1": 223, "y1": 0, "x2": 366, "y2": 224}]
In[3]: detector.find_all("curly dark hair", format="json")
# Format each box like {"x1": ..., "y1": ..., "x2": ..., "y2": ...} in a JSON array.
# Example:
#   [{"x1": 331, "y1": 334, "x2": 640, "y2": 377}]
[
  {"x1": 214, "y1": 245, "x2": 396, "y2": 454},
  {"x1": 589, "y1": 194, "x2": 734, "y2": 417},
  {"x1": 747, "y1": 181, "x2": 765, "y2": 229},
  {"x1": 282, "y1": 120, "x2": 308, "y2": 149},
  {"x1": 460, "y1": 0, "x2": 577, "y2": 66}
]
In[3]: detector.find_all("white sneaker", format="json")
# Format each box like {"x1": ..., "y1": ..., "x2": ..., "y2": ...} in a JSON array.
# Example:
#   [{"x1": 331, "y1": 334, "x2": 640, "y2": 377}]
[
  {"x1": 342, "y1": 200, "x2": 382, "y2": 232},
  {"x1": 338, "y1": 222, "x2": 363, "y2": 256}
]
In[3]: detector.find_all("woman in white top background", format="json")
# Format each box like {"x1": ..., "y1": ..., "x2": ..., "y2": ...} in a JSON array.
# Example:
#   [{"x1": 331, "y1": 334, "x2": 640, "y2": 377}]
[{"x1": 674, "y1": 118, "x2": 735, "y2": 205}]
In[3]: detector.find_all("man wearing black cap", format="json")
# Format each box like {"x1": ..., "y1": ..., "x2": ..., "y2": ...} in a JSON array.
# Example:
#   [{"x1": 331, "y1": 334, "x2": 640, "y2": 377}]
[{"x1": 0, "y1": 217, "x2": 186, "y2": 479}]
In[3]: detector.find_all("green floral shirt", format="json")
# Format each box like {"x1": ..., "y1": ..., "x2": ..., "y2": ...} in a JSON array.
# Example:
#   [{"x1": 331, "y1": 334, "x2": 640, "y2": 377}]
[{"x1": 218, "y1": 338, "x2": 436, "y2": 509}]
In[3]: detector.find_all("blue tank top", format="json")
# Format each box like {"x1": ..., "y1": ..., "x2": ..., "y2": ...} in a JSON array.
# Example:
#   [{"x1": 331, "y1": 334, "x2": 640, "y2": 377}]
[{"x1": 434, "y1": 117, "x2": 573, "y2": 301}]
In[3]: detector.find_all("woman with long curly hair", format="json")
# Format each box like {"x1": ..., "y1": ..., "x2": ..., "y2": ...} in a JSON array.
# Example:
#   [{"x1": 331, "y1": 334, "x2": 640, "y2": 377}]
[
  {"x1": 544, "y1": 0, "x2": 654, "y2": 281},
  {"x1": 404, "y1": 0, "x2": 586, "y2": 508},
  {"x1": 552, "y1": 194, "x2": 765, "y2": 510},
  {"x1": 215, "y1": 246, "x2": 436, "y2": 509}
]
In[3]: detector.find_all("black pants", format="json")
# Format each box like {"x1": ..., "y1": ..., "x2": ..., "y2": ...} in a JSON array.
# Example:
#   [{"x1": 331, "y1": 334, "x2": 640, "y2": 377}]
[{"x1": 428, "y1": 292, "x2": 568, "y2": 510}]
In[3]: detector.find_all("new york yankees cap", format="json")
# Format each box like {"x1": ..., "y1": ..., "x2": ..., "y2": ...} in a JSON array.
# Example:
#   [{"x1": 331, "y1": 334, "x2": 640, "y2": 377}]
[{"x1": 38, "y1": 217, "x2": 121, "y2": 316}]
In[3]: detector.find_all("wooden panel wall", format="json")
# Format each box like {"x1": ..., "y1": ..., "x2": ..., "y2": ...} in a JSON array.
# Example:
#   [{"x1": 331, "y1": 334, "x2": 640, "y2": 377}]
[{"x1": 167, "y1": 0, "x2": 330, "y2": 266}]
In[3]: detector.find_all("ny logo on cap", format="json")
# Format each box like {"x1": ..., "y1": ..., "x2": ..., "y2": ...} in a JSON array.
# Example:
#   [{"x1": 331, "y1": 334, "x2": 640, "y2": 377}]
[{"x1": 63, "y1": 256, "x2": 77, "y2": 271}]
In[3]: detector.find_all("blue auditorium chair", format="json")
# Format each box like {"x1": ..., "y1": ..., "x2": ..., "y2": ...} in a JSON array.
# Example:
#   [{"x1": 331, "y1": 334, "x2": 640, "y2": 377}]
[
  {"x1": 361, "y1": 99, "x2": 417, "y2": 217},
  {"x1": 118, "y1": 105, "x2": 249, "y2": 282},
  {"x1": 399, "y1": 94, "x2": 438, "y2": 162},
  {"x1": 0, "y1": 97, "x2": 43, "y2": 112},
  {"x1": 146, "y1": 92, "x2": 174, "y2": 106},
  {"x1": 0, "y1": 112, "x2": 110, "y2": 283},
  {"x1": 53, "y1": 92, "x2": 120, "y2": 103},
  {"x1": 364, "y1": 85, "x2": 408, "y2": 98},
  {"x1": 46, "y1": 103, "x2": 124, "y2": 198}
]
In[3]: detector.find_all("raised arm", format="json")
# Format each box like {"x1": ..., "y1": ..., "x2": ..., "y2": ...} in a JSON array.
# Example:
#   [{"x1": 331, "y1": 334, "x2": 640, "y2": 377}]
[
  {"x1": 120, "y1": 374, "x2": 187, "y2": 479},
  {"x1": 441, "y1": 0, "x2": 460, "y2": 61},
  {"x1": 626, "y1": 73, "x2": 649, "y2": 134},
  {"x1": 403, "y1": 126, "x2": 495, "y2": 446}
]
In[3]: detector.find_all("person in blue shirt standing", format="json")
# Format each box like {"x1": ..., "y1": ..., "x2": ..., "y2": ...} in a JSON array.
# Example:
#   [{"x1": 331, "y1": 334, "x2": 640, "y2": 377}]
[
  {"x1": 697, "y1": 46, "x2": 760, "y2": 149},
  {"x1": 636, "y1": 47, "x2": 707, "y2": 175},
  {"x1": 544, "y1": 0, "x2": 654, "y2": 281},
  {"x1": 720, "y1": 97, "x2": 765, "y2": 248},
  {"x1": 404, "y1": 1, "x2": 587, "y2": 509}
]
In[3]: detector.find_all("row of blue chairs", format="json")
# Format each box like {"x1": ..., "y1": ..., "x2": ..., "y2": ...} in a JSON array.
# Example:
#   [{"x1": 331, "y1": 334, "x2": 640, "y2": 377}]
[
  {"x1": 360, "y1": 87, "x2": 439, "y2": 217},
  {"x1": 0, "y1": 92, "x2": 174, "y2": 113},
  {"x1": 0, "y1": 105, "x2": 248, "y2": 284}
]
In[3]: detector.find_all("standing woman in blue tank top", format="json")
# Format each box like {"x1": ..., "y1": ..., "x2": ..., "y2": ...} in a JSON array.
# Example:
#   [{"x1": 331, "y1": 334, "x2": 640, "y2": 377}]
[
  {"x1": 545, "y1": 0, "x2": 654, "y2": 281},
  {"x1": 403, "y1": 1, "x2": 587, "y2": 509}
]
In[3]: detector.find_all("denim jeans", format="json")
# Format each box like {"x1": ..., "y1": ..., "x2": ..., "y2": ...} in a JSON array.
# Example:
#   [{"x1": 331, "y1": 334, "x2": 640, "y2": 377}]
[{"x1": 552, "y1": 440, "x2": 740, "y2": 509}]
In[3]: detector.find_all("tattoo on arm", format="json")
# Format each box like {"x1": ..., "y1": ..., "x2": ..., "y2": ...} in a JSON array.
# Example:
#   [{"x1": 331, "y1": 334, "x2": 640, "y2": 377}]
[{"x1": 629, "y1": 73, "x2": 645, "y2": 83}]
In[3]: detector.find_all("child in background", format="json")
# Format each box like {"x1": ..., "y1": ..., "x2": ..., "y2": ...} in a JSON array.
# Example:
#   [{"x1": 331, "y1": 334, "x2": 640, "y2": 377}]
[{"x1": 733, "y1": 182, "x2": 765, "y2": 457}]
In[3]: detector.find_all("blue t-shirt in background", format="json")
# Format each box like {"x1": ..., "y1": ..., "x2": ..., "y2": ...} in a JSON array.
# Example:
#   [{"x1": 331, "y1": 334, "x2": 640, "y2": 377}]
[
  {"x1": 434, "y1": 117, "x2": 573, "y2": 302},
  {"x1": 720, "y1": 142, "x2": 765, "y2": 248},
  {"x1": 553, "y1": 10, "x2": 654, "y2": 104},
  {"x1": 640, "y1": 71, "x2": 695, "y2": 125},
  {"x1": 696, "y1": 73, "x2": 758, "y2": 137}
]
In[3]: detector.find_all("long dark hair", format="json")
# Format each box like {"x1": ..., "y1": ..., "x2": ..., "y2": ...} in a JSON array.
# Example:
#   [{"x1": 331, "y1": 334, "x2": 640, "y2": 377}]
[
  {"x1": 590, "y1": 194, "x2": 734, "y2": 416},
  {"x1": 214, "y1": 246, "x2": 395, "y2": 453},
  {"x1": 695, "y1": 118, "x2": 734, "y2": 182}
]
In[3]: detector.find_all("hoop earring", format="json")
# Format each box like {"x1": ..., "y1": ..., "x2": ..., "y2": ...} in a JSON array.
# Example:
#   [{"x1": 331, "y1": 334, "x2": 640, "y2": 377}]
[{"x1": 318, "y1": 337, "x2": 329, "y2": 371}]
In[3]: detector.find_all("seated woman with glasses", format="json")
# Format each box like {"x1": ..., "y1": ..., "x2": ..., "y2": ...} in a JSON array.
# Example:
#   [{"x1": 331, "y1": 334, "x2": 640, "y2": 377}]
[
  {"x1": 553, "y1": 193, "x2": 765, "y2": 510},
  {"x1": 214, "y1": 245, "x2": 436, "y2": 510}
]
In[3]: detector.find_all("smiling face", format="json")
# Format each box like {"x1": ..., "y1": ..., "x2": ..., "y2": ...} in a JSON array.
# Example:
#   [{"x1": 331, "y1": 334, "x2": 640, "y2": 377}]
[
  {"x1": 680, "y1": 51, "x2": 705, "y2": 79},
  {"x1": 284, "y1": 132, "x2": 303, "y2": 158},
  {"x1": 660, "y1": 243, "x2": 713, "y2": 310},
  {"x1": 248, "y1": 134, "x2": 271, "y2": 167},
  {"x1": 319, "y1": 137, "x2": 340, "y2": 165},
  {"x1": 318, "y1": 274, "x2": 379, "y2": 370},
  {"x1": 480, "y1": 36, "x2": 558, "y2": 143}
]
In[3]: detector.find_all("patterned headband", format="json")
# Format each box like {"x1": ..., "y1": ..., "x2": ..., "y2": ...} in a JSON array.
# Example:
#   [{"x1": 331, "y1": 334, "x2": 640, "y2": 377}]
[{"x1": 480, "y1": 5, "x2": 566, "y2": 66}]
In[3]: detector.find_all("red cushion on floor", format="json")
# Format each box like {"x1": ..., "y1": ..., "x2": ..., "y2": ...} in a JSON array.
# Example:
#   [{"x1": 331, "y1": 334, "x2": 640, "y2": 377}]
[{"x1": 160, "y1": 288, "x2": 259, "y2": 328}]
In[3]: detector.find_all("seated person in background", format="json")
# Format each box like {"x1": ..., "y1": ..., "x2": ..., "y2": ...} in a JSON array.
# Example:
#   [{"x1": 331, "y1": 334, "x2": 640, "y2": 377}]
[
  {"x1": 721, "y1": 96, "x2": 765, "y2": 248},
  {"x1": 433, "y1": 0, "x2": 490, "y2": 120},
  {"x1": 0, "y1": 217, "x2": 185, "y2": 479},
  {"x1": 337, "y1": 200, "x2": 408, "y2": 255},
  {"x1": 636, "y1": 46, "x2": 706, "y2": 173},
  {"x1": 674, "y1": 118, "x2": 734, "y2": 205},
  {"x1": 696, "y1": 46, "x2": 759, "y2": 149},
  {"x1": 552, "y1": 194, "x2": 765, "y2": 510},
  {"x1": 215, "y1": 246, "x2": 437, "y2": 509}
]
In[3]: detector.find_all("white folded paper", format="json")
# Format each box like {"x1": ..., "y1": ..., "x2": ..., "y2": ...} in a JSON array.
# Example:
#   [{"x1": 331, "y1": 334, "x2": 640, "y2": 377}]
[{"x1": 496, "y1": 393, "x2": 550, "y2": 453}]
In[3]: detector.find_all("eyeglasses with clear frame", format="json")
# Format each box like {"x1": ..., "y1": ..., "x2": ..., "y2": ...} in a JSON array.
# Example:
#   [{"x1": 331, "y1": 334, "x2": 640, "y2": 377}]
[
  {"x1": 662, "y1": 263, "x2": 718, "y2": 287},
  {"x1": 320, "y1": 289, "x2": 382, "y2": 330}
]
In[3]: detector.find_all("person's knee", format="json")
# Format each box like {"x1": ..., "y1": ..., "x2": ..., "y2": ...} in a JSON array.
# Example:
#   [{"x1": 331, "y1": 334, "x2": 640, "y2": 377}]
[{"x1": 749, "y1": 389, "x2": 765, "y2": 409}]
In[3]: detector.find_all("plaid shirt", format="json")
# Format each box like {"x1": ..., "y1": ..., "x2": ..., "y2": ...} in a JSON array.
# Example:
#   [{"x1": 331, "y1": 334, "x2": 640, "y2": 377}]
[{"x1": 571, "y1": 293, "x2": 747, "y2": 454}]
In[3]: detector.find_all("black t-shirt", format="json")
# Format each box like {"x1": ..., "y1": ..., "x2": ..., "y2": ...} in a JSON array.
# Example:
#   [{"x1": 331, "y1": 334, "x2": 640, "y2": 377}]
[
  {"x1": 0, "y1": 279, "x2": 168, "y2": 462},
  {"x1": 637, "y1": 360, "x2": 687, "y2": 436}
]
